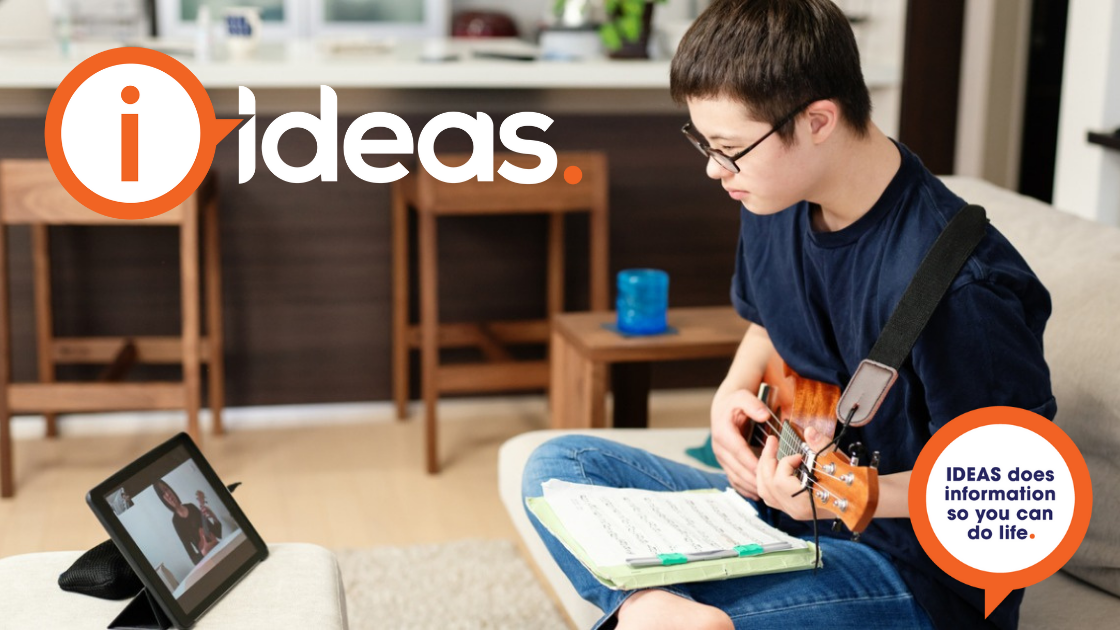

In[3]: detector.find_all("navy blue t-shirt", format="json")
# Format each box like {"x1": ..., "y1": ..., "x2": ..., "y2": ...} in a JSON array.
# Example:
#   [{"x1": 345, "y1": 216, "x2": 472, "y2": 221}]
[{"x1": 731, "y1": 142, "x2": 1056, "y2": 630}]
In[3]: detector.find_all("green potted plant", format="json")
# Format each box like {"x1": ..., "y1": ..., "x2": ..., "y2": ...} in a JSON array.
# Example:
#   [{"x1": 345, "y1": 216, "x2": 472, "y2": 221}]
[
  {"x1": 599, "y1": 0, "x2": 667, "y2": 59},
  {"x1": 550, "y1": 0, "x2": 667, "y2": 59}
]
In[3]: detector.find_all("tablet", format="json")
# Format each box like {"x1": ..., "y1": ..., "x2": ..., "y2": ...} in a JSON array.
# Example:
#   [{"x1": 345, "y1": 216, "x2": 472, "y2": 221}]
[{"x1": 87, "y1": 433, "x2": 268, "y2": 629}]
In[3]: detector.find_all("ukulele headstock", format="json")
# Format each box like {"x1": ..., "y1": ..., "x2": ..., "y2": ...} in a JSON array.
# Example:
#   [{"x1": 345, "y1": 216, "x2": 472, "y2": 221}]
[
  {"x1": 758, "y1": 355, "x2": 882, "y2": 534},
  {"x1": 808, "y1": 447, "x2": 879, "y2": 533}
]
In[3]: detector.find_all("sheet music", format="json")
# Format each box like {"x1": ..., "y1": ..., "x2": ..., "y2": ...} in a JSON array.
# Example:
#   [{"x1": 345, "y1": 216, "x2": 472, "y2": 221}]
[{"x1": 541, "y1": 480, "x2": 808, "y2": 567}]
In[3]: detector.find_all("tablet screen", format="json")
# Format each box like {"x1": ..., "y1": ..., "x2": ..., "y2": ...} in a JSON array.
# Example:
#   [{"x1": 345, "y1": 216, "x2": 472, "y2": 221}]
[{"x1": 88, "y1": 434, "x2": 267, "y2": 628}]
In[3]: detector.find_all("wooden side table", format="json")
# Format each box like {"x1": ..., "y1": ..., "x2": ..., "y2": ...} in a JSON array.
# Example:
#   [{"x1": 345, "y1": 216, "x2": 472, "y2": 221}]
[{"x1": 550, "y1": 306, "x2": 749, "y2": 429}]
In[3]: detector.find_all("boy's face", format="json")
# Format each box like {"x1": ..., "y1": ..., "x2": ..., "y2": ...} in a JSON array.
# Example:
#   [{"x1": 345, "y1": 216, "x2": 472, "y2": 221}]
[{"x1": 686, "y1": 96, "x2": 822, "y2": 215}]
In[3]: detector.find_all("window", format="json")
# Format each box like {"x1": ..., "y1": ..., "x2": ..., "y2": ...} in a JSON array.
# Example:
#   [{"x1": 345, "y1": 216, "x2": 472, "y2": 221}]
[
  {"x1": 310, "y1": 0, "x2": 447, "y2": 39},
  {"x1": 156, "y1": 0, "x2": 446, "y2": 39}
]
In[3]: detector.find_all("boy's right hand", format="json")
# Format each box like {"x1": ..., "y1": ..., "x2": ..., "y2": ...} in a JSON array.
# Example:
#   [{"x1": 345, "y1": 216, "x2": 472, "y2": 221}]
[{"x1": 710, "y1": 388, "x2": 773, "y2": 500}]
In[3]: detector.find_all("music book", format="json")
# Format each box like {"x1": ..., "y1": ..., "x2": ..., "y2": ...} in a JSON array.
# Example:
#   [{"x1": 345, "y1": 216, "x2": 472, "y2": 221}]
[{"x1": 526, "y1": 480, "x2": 819, "y2": 590}]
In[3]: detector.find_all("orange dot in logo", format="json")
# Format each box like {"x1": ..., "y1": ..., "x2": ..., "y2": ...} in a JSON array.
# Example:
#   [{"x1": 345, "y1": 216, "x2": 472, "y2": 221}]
[
  {"x1": 564, "y1": 165, "x2": 582, "y2": 185},
  {"x1": 1030, "y1": 534, "x2": 1035, "y2": 539},
  {"x1": 121, "y1": 85, "x2": 139, "y2": 104}
]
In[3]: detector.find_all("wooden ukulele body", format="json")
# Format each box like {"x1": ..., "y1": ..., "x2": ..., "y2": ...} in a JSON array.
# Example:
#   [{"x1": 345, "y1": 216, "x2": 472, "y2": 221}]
[{"x1": 753, "y1": 355, "x2": 880, "y2": 533}]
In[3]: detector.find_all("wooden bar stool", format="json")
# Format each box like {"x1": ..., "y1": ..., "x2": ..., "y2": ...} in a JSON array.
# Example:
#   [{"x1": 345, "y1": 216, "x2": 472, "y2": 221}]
[
  {"x1": 392, "y1": 152, "x2": 610, "y2": 473},
  {"x1": 0, "y1": 159, "x2": 226, "y2": 498}
]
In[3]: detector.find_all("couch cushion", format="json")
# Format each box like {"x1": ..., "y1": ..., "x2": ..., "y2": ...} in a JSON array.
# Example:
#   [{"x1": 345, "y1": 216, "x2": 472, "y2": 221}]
[
  {"x1": 0, "y1": 543, "x2": 349, "y2": 629},
  {"x1": 942, "y1": 177, "x2": 1120, "y2": 596},
  {"x1": 1021, "y1": 569, "x2": 1120, "y2": 629}
]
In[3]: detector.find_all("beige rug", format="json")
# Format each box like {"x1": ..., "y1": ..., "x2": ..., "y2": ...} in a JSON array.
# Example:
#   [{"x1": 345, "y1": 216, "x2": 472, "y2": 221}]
[{"x1": 336, "y1": 539, "x2": 570, "y2": 629}]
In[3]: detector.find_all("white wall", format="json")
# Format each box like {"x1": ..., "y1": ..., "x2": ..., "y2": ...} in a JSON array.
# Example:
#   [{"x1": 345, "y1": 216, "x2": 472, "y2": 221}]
[
  {"x1": 0, "y1": 0, "x2": 52, "y2": 40},
  {"x1": 850, "y1": 0, "x2": 907, "y2": 139},
  {"x1": 1053, "y1": 0, "x2": 1120, "y2": 226},
  {"x1": 955, "y1": 0, "x2": 1032, "y2": 188}
]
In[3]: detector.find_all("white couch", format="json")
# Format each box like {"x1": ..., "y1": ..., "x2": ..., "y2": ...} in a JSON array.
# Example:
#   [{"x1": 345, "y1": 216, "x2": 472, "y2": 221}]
[
  {"x1": 0, "y1": 543, "x2": 349, "y2": 629},
  {"x1": 499, "y1": 177, "x2": 1120, "y2": 629}
]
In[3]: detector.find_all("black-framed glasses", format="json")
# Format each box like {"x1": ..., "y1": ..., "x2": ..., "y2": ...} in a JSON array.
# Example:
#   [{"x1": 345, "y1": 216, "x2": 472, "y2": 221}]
[{"x1": 681, "y1": 100, "x2": 817, "y2": 174}]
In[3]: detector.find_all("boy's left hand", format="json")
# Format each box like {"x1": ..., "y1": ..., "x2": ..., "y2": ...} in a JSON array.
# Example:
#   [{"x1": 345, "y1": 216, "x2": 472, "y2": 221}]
[{"x1": 756, "y1": 426, "x2": 836, "y2": 521}]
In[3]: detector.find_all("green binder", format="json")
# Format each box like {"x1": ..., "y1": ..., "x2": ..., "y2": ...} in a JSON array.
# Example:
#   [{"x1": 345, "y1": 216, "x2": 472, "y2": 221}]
[{"x1": 526, "y1": 489, "x2": 820, "y2": 591}]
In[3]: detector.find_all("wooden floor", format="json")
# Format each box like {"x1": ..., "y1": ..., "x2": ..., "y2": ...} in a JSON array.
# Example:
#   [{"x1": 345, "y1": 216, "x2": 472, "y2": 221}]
[{"x1": 0, "y1": 391, "x2": 712, "y2": 559}]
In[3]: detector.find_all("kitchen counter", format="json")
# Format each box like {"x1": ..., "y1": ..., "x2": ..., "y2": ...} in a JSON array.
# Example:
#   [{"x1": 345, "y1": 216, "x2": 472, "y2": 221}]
[
  {"x1": 0, "y1": 37, "x2": 901, "y2": 121},
  {"x1": 0, "y1": 37, "x2": 900, "y2": 89}
]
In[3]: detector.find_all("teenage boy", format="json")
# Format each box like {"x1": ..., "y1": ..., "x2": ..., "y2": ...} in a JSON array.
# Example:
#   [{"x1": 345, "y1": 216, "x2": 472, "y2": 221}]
[{"x1": 522, "y1": 1, "x2": 1054, "y2": 629}]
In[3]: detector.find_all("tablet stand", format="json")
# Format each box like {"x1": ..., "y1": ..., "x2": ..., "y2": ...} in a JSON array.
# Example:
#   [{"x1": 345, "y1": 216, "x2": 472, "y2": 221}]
[{"x1": 108, "y1": 588, "x2": 173, "y2": 630}]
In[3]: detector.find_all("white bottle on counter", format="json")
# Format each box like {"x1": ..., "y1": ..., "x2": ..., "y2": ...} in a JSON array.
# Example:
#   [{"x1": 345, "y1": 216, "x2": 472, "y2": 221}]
[
  {"x1": 46, "y1": 0, "x2": 72, "y2": 58},
  {"x1": 195, "y1": 4, "x2": 212, "y2": 63}
]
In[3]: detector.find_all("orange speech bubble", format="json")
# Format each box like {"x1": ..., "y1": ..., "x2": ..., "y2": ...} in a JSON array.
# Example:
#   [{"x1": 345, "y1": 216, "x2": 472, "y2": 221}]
[
  {"x1": 44, "y1": 47, "x2": 241, "y2": 220},
  {"x1": 909, "y1": 406, "x2": 1092, "y2": 617}
]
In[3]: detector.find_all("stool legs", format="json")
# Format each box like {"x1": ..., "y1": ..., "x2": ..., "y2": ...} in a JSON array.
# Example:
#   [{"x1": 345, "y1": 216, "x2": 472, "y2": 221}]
[
  {"x1": 548, "y1": 213, "x2": 565, "y2": 316},
  {"x1": 418, "y1": 211, "x2": 439, "y2": 474},
  {"x1": 392, "y1": 183, "x2": 410, "y2": 421},
  {"x1": 546, "y1": 213, "x2": 565, "y2": 415},
  {"x1": 203, "y1": 197, "x2": 225, "y2": 435},
  {"x1": 181, "y1": 204, "x2": 202, "y2": 445},
  {"x1": 590, "y1": 202, "x2": 610, "y2": 310},
  {"x1": 0, "y1": 223, "x2": 12, "y2": 498},
  {"x1": 0, "y1": 402, "x2": 8, "y2": 498},
  {"x1": 31, "y1": 226, "x2": 58, "y2": 438}
]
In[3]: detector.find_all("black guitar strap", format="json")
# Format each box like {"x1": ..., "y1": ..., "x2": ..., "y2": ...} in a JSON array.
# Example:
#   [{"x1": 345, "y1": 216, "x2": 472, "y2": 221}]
[{"x1": 835, "y1": 204, "x2": 989, "y2": 427}]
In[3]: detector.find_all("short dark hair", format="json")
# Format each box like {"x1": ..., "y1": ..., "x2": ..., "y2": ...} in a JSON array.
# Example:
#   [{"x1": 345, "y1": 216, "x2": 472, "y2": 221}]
[
  {"x1": 670, "y1": 0, "x2": 872, "y2": 143},
  {"x1": 154, "y1": 479, "x2": 180, "y2": 512}
]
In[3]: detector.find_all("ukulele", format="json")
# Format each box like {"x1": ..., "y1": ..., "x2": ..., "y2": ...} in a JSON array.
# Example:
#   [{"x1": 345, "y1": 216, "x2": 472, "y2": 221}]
[
  {"x1": 196, "y1": 490, "x2": 216, "y2": 544},
  {"x1": 747, "y1": 354, "x2": 880, "y2": 535}
]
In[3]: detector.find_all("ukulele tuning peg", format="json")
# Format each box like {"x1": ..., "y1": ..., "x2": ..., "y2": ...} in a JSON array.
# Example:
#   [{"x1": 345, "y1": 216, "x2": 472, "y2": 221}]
[
  {"x1": 870, "y1": 451, "x2": 880, "y2": 470},
  {"x1": 757, "y1": 383, "x2": 772, "y2": 407},
  {"x1": 847, "y1": 442, "x2": 866, "y2": 467},
  {"x1": 831, "y1": 519, "x2": 843, "y2": 533},
  {"x1": 850, "y1": 531, "x2": 862, "y2": 543}
]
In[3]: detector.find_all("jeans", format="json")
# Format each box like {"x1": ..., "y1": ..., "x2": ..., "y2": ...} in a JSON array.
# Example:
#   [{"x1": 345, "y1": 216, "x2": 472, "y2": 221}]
[{"x1": 522, "y1": 435, "x2": 935, "y2": 630}]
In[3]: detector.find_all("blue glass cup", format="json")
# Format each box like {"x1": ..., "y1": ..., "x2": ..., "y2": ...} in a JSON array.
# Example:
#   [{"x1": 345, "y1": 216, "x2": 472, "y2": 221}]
[{"x1": 616, "y1": 269, "x2": 669, "y2": 335}]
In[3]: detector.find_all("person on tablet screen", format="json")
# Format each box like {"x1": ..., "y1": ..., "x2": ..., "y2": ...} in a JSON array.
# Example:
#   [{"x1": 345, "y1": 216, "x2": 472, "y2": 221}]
[{"x1": 154, "y1": 479, "x2": 222, "y2": 565}]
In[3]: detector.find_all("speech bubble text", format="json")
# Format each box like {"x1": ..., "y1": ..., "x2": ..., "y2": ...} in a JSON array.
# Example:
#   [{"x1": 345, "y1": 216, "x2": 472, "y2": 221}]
[{"x1": 910, "y1": 406, "x2": 1092, "y2": 617}]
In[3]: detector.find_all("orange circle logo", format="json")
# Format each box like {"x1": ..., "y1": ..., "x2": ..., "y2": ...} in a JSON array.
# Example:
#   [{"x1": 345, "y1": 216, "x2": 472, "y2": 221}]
[
  {"x1": 44, "y1": 48, "x2": 241, "y2": 220},
  {"x1": 909, "y1": 406, "x2": 1092, "y2": 617}
]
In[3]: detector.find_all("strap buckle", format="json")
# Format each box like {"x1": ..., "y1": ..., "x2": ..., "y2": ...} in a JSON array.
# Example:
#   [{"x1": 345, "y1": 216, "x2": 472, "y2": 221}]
[{"x1": 836, "y1": 359, "x2": 898, "y2": 427}]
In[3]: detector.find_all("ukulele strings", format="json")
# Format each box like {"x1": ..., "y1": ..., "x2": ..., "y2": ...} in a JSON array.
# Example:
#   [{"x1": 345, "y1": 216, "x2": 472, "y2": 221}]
[
  {"x1": 744, "y1": 430, "x2": 845, "y2": 484},
  {"x1": 744, "y1": 410, "x2": 847, "y2": 484},
  {"x1": 740, "y1": 404, "x2": 865, "y2": 566},
  {"x1": 741, "y1": 410, "x2": 827, "y2": 571},
  {"x1": 744, "y1": 408, "x2": 832, "y2": 572}
]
